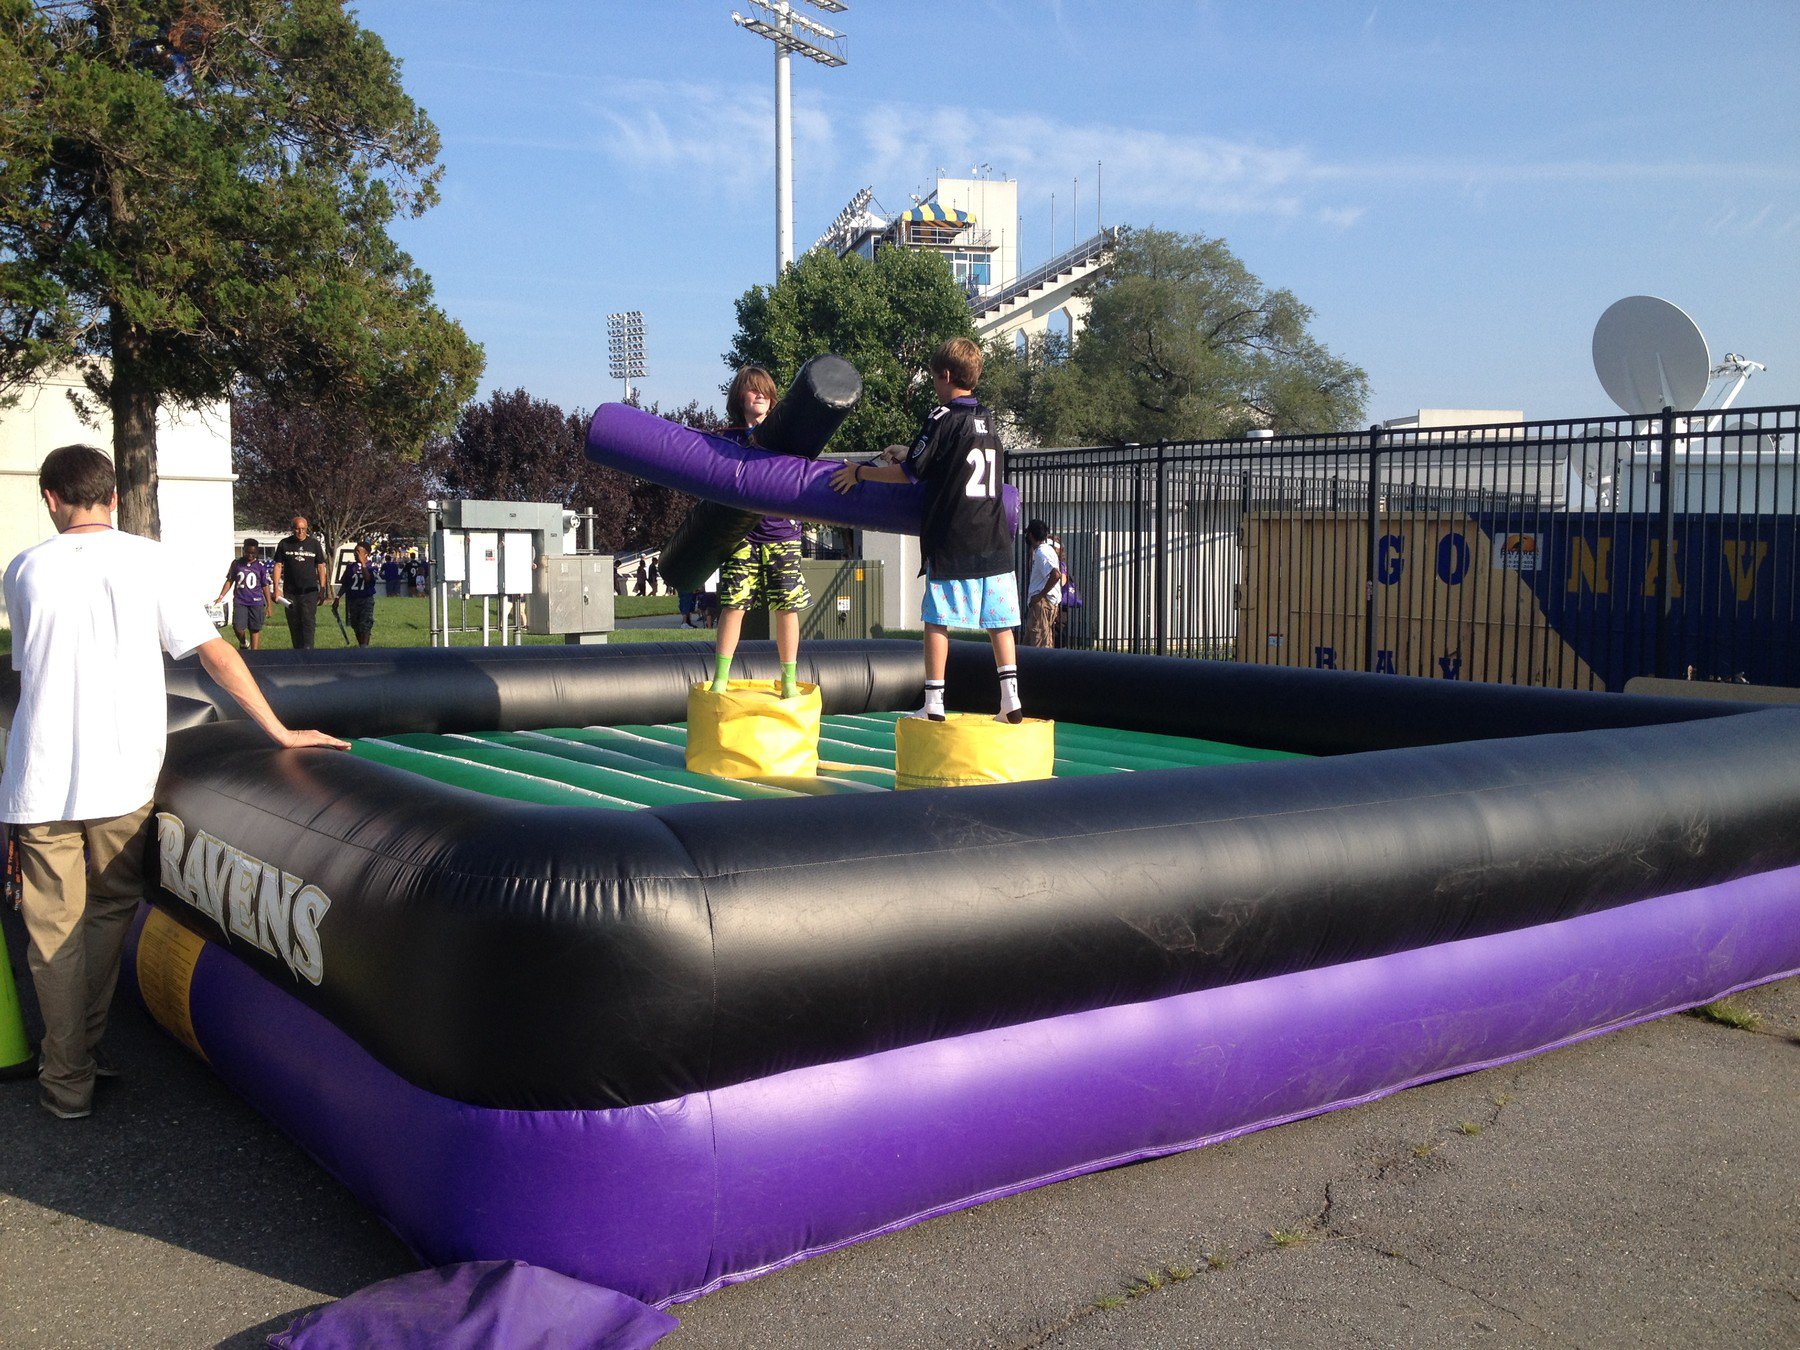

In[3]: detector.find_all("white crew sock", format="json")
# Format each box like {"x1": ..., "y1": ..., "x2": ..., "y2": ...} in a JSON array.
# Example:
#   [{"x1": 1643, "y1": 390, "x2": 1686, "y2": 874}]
[
  {"x1": 996, "y1": 665, "x2": 1022, "y2": 724},
  {"x1": 909, "y1": 680, "x2": 947, "y2": 721}
]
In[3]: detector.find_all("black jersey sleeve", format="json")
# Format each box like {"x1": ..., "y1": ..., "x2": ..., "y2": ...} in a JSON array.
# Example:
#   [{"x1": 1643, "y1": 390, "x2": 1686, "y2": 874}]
[{"x1": 906, "y1": 406, "x2": 964, "y2": 485}]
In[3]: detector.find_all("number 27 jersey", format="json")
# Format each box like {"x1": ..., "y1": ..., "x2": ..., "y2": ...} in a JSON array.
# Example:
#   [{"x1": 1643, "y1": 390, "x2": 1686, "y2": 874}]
[{"x1": 906, "y1": 396, "x2": 1013, "y2": 581}]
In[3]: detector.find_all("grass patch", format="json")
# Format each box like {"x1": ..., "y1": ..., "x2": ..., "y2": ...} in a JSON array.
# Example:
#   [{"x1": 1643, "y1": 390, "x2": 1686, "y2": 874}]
[
  {"x1": 603, "y1": 627, "x2": 713, "y2": 645},
  {"x1": 1205, "y1": 1252, "x2": 1230, "y2": 1270},
  {"x1": 1269, "y1": 1227, "x2": 1313, "y2": 1248},
  {"x1": 1411, "y1": 1141, "x2": 1438, "y2": 1159},
  {"x1": 1688, "y1": 998, "x2": 1763, "y2": 1031},
  {"x1": 200, "y1": 593, "x2": 698, "y2": 652},
  {"x1": 615, "y1": 595, "x2": 679, "y2": 619},
  {"x1": 1455, "y1": 1121, "x2": 1483, "y2": 1136},
  {"x1": 1094, "y1": 1295, "x2": 1128, "y2": 1311}
]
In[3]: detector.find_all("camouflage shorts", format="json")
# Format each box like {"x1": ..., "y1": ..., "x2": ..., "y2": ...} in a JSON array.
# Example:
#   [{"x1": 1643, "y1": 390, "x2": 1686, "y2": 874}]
[{"x1": 719, "y1": 540, "x2": 810, "y2": 612}]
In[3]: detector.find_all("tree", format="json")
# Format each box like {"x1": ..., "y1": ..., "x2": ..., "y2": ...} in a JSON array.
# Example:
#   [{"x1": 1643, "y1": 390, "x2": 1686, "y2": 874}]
[
  {"x1": 725, "y1": 246, "x2": 975, "y2": 461},
  {"x1": 422, "y1": 389, "x2": 709, "y2": 553},
  {"x1": 0, "y1": 0, "x2": 483, "y2": 537},
  {"x1": 427, "y1": 388, "x2": 587, "y2": 506},
  {"x1": 232, "y1": 387, "x2": 427, "y2": 550},
  {"x1": 983, "y1": 227, "x2": 1368, "y2": 446}
]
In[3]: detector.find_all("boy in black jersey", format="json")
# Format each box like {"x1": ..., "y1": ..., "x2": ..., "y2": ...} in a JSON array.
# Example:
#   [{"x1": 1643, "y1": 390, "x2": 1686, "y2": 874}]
[{"x1": 830, "y1": 337, "x2": 1022, "y2": 722}]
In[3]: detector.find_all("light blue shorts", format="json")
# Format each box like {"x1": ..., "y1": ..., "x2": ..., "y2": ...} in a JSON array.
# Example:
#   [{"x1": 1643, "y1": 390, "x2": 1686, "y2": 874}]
[{"x1": 921, "y1": 572, "x2": 1021, "y2": 630}]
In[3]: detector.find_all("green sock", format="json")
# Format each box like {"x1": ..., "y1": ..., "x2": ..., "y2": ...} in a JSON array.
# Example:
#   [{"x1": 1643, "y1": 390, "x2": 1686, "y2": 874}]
[
  {"x1": 712, "y1": 653, "x2": 732, "y2": 692},
  {"x1": 781, "y1": 661, "x2": 799, "y2": 699}
]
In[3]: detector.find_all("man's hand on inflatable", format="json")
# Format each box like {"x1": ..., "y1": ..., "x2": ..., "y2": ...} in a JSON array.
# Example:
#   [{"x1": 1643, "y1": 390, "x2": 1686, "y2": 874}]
[{"x1": 828, "y1": 462, "x2": 862, "y2": 494}]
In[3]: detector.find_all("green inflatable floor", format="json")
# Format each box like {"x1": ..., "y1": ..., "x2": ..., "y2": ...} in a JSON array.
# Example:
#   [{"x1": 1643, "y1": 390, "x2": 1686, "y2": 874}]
[{"x1": 351, "y1": 712, "x2": 1304, "y2": 811}]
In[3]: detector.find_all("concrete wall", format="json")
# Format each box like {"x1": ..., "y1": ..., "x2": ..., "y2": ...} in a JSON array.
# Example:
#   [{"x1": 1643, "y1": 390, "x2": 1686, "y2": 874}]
[
  {"x1": 932, "y1": 176, "x2": 1019, "y2": 292},
  {"x1": 858, "y1": 529, "x2": 923, "y2": 632},
  {"x1": 0, "y1": 367, "x2": 235, "y2": 630}
]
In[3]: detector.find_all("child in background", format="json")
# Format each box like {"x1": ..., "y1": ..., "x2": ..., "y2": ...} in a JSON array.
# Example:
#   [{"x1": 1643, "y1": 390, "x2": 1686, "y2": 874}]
[
  {"x1": 213, "y1": 538, "x2": 272, "y2": 651},
  {"x1": 830, "y1": 337, "x2": 1022, "y2": 722},
  {"x1": 712, "y1": 365, "x2": 809, "y2": 699},
  {"x1": 333, "y1": 542, "x2": 380, "y2": 647}
]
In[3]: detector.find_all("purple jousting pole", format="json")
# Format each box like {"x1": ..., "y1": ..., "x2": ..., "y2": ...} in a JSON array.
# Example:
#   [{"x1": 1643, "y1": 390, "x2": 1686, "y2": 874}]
[{"x1": 585, "y1": 403, "x2": 1019, "y2": 535}]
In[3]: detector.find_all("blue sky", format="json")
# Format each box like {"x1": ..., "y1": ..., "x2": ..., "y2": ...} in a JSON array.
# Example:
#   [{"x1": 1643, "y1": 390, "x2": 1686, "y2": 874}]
[{"x1": 357, "y1": 0, "x2": 1800, "y2": 426}]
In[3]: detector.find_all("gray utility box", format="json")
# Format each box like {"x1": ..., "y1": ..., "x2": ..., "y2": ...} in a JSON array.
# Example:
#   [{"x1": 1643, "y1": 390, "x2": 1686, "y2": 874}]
[
  {"x1": 529, "y1": 556, "x2": 617, "y2": 637},
  {"x1": 742, "y1": 559, "x2": 884, "y2": 641},
  {"x1": 437, "y1": 499, "x2": 568, "y2": 553}
]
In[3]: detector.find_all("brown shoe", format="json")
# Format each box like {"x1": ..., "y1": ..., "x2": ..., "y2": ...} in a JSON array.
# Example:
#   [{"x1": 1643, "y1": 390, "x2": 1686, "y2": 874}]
[
  {"x1": 39, "y1": 1091, "x2": 91, "y2": 1120},
  {"x1": 37, "y1": 1049, "x2": 120, "y2": 1080}
]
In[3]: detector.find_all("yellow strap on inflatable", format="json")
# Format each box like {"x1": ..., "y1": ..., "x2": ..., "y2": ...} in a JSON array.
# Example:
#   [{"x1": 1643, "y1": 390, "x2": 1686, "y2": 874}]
[
  {"x1": 136, "y1": 906, "x2": 208, "y2": 1061},
  {"x1": 894, "y1": 713, "x2": 1055, "y2": 790},
  {"x1": 686, "y1": 680, "x2": 822, "y2": 778}
]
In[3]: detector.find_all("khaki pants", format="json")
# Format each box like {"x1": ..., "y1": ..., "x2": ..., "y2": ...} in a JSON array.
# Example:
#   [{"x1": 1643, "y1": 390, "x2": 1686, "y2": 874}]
[
  {"x1": 1022, "y1": 594, "x2": 1059, "y2": 648},
  {"x1": 15, "y1": 802, "x2": 153, "y2": 1113}
]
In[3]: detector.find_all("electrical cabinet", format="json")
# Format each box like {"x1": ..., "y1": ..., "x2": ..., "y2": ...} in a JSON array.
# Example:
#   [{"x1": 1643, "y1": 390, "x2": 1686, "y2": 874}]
[
  {"x1": 466, "y1": 531, "x2": 500, "y2": 596},
  {"x1": 529, "y1": 556, "x2": 617, "y2": 635}
]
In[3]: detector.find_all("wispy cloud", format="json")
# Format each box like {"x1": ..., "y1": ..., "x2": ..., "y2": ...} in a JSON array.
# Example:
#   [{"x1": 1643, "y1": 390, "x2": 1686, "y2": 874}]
[
  {"x1": 856, "y1": 106, "x2": 1317, "y2": 219},
  {"x1": 557, "y1": 78, "x2": 836, "y2": 196},
  {"x1": 565, "y1": 84, "x2": 1800, "y2": 236}
]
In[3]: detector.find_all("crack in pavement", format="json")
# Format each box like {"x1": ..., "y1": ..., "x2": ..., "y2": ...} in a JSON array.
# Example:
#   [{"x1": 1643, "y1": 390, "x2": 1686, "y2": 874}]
[{"x1": 1011, "y1": 1065, "x2": 1550, "y2": 1348}]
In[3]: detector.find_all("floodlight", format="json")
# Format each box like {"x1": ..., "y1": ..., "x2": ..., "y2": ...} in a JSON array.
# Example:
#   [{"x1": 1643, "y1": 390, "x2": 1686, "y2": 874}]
[{"x1": 731, "y1": 2, "x2": 850, "y2": 272}]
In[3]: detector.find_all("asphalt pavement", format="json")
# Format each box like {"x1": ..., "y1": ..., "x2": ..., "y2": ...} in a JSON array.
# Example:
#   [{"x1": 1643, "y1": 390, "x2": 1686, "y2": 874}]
[{"x1": 2, "y1": 898, "x2": 1795, "y2": 1349}]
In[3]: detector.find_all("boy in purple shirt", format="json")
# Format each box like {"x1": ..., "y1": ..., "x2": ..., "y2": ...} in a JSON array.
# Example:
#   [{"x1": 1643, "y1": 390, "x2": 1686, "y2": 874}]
[
  {"x1": 712, "y1": 366, "x2": 809, "y2": 699},
  {"x1": 213, "y1": 538, "x2": 273, "y2": 650}
]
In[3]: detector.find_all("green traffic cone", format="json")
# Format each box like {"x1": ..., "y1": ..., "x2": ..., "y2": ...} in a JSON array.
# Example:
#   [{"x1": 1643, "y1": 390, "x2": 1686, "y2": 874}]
[{"x1": 0, "y1": 921, "x2": 32, "y2": 1079}]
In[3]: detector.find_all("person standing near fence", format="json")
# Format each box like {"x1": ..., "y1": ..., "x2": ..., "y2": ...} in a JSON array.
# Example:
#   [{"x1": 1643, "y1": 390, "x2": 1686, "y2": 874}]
[{"x1": 1021, "y1": 520, "x2": 1064, "y2": 648}]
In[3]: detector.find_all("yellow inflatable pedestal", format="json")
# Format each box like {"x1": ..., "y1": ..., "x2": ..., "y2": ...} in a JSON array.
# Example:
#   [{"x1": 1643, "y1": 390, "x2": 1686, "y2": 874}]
[
  {"x1": 687, "y1": 681, "x2": 822, "y2": 778},
  {"x1": 895, "y1": 713, "x2": 1055, "y2": 790}
]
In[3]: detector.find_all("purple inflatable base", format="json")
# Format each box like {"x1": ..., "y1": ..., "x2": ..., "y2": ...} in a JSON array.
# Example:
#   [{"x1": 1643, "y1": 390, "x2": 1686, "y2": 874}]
[{"x1": 127, "y1": 866, "x2": 1800, "y2": 1308}]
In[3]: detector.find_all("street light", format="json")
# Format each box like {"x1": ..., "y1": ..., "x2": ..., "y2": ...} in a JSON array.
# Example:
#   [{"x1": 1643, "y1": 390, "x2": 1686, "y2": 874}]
[
  {"x1": 730, "y1": 1, "x2": 849, "y2": 274},
  {"x1": 607, "y1": 310, "x2": 646, "y2": 403}
]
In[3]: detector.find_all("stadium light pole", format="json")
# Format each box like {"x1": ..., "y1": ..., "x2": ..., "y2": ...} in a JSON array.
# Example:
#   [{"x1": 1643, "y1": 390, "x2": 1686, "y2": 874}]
[
  {"x1": 731, "y1": 2, "x2": 847, "y2": 275},
  {"x1": 607, "y1": 311, "x2": 646, "y2": 403}
]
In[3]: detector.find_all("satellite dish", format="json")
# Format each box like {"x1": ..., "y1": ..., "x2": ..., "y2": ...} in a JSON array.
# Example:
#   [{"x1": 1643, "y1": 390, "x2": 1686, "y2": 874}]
[{"x1": 1592, "y1": 296, "x2": 1710, "y2": 414}]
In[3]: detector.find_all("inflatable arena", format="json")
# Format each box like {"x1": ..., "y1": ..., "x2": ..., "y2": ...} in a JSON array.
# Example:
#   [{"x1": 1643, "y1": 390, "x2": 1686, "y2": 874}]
[{"x1": 111, "y1": 639, "x2": 1800, "y2": 1306}]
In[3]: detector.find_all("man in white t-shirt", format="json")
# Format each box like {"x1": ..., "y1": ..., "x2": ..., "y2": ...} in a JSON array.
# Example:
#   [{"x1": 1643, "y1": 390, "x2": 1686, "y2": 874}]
[
  {"x1": 1021, "y1": 519, "x2": 1064, "y2": 649},
  {"x1": 2, "y1": 444, "x2": 348, "y2": 1120}
]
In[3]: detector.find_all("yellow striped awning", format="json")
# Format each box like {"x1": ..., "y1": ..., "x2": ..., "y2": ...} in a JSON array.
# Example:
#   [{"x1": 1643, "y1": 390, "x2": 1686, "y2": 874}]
[{"x1": 900, "y1": 204, "x2": 975, "y2": 226}]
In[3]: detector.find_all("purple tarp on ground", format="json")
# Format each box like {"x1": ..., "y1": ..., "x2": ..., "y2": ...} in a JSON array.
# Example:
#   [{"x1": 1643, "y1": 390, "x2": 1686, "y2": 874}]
[
  {"x1": 585, "y1": 402, "x2": 1021, "y2": 535},
  {"x1": 267, "y1": 1260, "x2": 676, "y2": 1349},
  {"x1": 129, "y1": 864, "x2": 1800, "y2": 1308}
]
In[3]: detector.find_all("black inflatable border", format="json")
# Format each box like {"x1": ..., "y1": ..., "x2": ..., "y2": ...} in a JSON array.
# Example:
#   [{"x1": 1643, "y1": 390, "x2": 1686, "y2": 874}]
[{"x1": 119, "y1": 642, "x2": 1800, "y2": 1109}]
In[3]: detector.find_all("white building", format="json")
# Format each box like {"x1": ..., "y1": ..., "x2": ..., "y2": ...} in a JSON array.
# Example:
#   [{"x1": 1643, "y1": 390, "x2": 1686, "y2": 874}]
[{"x1": 0, "y1": 366, "x2": 235, "y2": 629}]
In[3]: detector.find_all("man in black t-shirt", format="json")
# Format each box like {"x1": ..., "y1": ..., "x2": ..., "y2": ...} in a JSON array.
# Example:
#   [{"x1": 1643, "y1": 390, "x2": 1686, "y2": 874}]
[
  {"x1": 272, "y1": 516, "x2": 330, "y2": 649},
  {"x1": 831, "y1": 337, "x2": 1024, "y2": 723}
]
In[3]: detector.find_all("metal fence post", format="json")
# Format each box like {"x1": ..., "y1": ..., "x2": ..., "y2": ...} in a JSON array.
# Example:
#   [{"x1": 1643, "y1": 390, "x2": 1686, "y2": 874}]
[
  {"x1": 1154, "y1": 440, "x2": 1169, "y2": 656},
  {"x1": 1364, "y1": 424, "x2": 1383, "y2": 672},
  {"x1": 1655, "y1": 404, "x2": 1677, "y2": 678}
]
